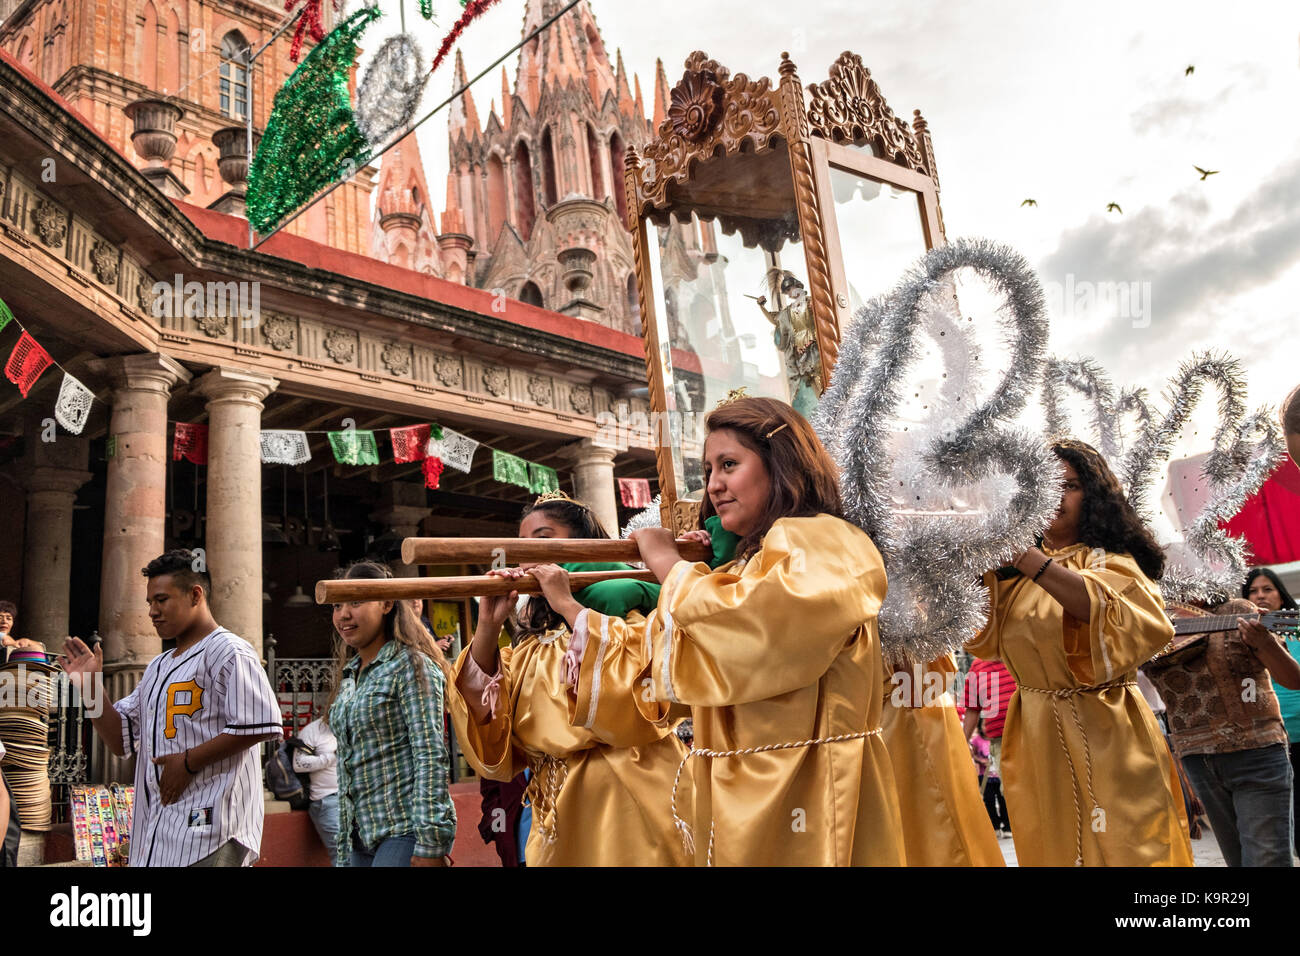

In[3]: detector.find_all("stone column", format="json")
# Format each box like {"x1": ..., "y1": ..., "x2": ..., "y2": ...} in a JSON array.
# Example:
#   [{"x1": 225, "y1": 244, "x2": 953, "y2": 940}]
[
  {"x1": 20, "y1": 463, "x2": 91, "y2": 653},
  {"x1": 197, "y1": 367, "x2": 277, "y2": 655},
  {"x1": 370, "y1": 483, "x2": 432, "y2": 578},
  {"x1": 565, "y1": 439, "x2": 619, "y2": 538},
  {"x1": 86, "y1": 353, "x2": 190, "y2": 785}
]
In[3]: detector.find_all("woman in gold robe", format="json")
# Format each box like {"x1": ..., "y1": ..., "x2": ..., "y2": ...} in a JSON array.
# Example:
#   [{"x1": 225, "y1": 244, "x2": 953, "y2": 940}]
[
  {"x1": 445, "y1": 494, "x2": 689, "y2": 866},
  {"x1": 571, "y1": 396, "x2": 905, "y2": 866},
  {"x1": 882, "y1": 654, "x2": 1005, "y2": 866},
  {"x1": 965, "y1": 439, "x2": 1192, "y2": 866}
]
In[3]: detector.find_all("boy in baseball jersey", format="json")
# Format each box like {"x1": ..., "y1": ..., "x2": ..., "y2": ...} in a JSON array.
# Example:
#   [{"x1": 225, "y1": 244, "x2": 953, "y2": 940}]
[{"x1": 62, "y1": 550, "x2": 282, "y2": 867}]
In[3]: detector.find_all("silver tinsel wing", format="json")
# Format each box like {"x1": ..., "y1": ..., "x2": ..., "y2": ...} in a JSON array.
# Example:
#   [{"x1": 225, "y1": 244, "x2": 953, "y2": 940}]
[
  {"x1": 815, "y1": 237, "x2": 1060, "y2": 663},
  {"x1": 356, "y1": 33, "x2": 427, "y2": 151}
]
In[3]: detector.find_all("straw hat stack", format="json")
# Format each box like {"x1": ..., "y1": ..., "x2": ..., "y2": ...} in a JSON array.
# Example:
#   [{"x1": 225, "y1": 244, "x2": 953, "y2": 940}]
[{"x1": 0, "y1": 655, "x2": 56, "y2": 831}]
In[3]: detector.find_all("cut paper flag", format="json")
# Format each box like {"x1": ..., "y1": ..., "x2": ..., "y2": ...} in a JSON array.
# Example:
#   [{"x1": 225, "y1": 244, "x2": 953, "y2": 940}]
[
  {"x1": 618, "y1": 477, "x2": 653, "y2": 509},
  {"x1": 422, "y1": 455, "x2": 444, "y2": 490},
  {"x1": 430, "y1": 426, "x2": 478, "y2": 474},
  {"x1": 260, "y1": 430, "x2": 312, "y2": 465},
  {"x1": 173, "y1": 422, "x2": 209, "y2": 465},
  {"x1": 528, "y1": 462, "x2": 559, "y2": 495},
  {"x1": 0, "y1": 295, "x2": 14, "y2": 333},
  {"x1": 54, "y1": 372, "x2": 94, "y2": 435},
  {"x1": 328, "y1": 429, "x2": 379, "y2": 466},
  {"x1": 390, "y1": 423, "x2": 430, "y2": 464},
  {"x1": 5, "y1": 331, "x2": 53, "y2": 398},
  {"x1": 492, "y1": 449, "x2": 530, "y2": 490}
]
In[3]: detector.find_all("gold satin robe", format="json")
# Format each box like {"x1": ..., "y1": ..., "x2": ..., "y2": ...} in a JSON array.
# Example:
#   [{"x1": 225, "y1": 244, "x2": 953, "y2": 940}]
[
  {"x1": 882, "y1": 655, "x2": 1005, "y2": 866},
  {"x1": 965, "y1": 544, "x2": 1193, "y2": 867},
  {"x1": 446, "y1": 615, "x2": 689, "y2": 867},
  {"x1": 576, "y1": 515, "x2": 905, "y2": 866}
]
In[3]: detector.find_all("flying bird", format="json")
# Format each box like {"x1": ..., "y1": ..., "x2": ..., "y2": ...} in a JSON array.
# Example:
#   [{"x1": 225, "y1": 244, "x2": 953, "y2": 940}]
[
  {"x1": 1185, "y1": 65, "x2": 1194, "y2": 76},
  {"x1": 1020, "y1": 198, "x2": 1038, "y2": 207},
  {"x1": 1106, "y1": 202, "x2": 1123, "y2": 214},
  {"x1": 1194, "y1": 165, "x2": 1219, "y2": 180}
]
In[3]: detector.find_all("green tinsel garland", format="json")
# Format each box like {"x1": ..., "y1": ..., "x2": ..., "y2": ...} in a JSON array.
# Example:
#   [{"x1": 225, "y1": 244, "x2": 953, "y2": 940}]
[{"x1": 247, "y1": 5, "x2": 382, "y2": 234}]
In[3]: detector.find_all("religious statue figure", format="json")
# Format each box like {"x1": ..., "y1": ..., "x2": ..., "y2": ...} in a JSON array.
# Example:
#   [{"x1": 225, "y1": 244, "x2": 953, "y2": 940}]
[{"x1": 754, "y1": 269, "x2": 821, "y2": 417}]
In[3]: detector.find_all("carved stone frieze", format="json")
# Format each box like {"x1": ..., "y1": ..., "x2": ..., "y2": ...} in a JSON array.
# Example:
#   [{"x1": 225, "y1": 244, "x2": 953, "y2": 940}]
[
  {"x1": 136, "y1": 275, "x2": 154, "y2": 312},
  {"x1": 805, "y1": 51, "x2": 927, "y2": 175},
  {"x1": 381, "y1": 341, "x2": 412, "y2": 377},
  {"x1": 197, "y1": 312, "x2": 229, "y2": 337},
  {"x1": 324, "y1": 328, "x2": 356, "y2": 364},
  {"x1": 635, "y1": 51, "x2": 784, "y2": 213},
  {"x1": 569, "y1": 385, "x2": 593, "y2": 416},
  {"x1": 433, "y1": 352, "x2": 463, "y2": 389},
  {"x1": 261, "y1": 314, "x2": 297, "y2": 351},
  {"x1": 482, "y1": 366, "x2": 509, "y2": 397},
  {"x1": 32, "y1": 198, "x2": 67, "y2": 248},
  {"x1": 90, "y1": 239, "x2": 119, "y2": 286},
  {"x1": 527, "y1": 375, "x2": 553, "y2": 406}
]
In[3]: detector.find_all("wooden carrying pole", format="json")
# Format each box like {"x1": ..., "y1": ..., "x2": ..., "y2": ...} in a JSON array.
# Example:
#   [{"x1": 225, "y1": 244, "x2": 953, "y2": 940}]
[
  {"x1": 316, "y1": 569, "x2": 660, "y2": 604},
  {"x1": 400, "y1": 537, "x2": 710, "y2": 565}
]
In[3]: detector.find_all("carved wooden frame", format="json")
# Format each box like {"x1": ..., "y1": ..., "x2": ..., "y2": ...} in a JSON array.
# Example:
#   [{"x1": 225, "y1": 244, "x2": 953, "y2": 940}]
[{"x1": 624, "y1": 49, "x2": 945, "y2": 531}]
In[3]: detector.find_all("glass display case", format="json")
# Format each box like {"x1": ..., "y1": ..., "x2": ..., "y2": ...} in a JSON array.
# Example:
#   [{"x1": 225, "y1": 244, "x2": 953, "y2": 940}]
[{"x1": 622, "y1": 51, "x2": 947, "y2": 531}]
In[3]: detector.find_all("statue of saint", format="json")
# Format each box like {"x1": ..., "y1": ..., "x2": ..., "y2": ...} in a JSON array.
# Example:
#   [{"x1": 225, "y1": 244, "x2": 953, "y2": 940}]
[{"x1": 755, "y1": 269, "x2": 821, "y2": 416}]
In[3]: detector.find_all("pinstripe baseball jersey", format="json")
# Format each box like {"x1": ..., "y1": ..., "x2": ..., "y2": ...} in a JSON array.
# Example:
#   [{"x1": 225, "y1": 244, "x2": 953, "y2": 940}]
[{"x1": 115, "y1": 626, "x2": 283, "y2": 867}]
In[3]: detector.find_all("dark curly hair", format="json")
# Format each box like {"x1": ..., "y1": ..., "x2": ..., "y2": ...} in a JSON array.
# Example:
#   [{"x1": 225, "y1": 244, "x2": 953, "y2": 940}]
[
  {"x1": 699, "y1": 396, "x2": 843, "y2": 561},
  {"x1": 1052, "y1": 439, "x2": 1166, "y2": 581},
  {"x1": 514, "y1": 497, "x2": 611, "y2": 640}
]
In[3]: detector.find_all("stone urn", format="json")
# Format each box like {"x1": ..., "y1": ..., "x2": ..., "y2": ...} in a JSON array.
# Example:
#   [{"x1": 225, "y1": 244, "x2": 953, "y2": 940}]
[
  {"x1": 558, "y1": 246, "x2": 597, "y2": 297},
  {"x1": 212, "y1": 125, "x2": 262, "y2": 191},
  {"x1": 124, "y1": 98, "x2": 184, "y2": 167}
]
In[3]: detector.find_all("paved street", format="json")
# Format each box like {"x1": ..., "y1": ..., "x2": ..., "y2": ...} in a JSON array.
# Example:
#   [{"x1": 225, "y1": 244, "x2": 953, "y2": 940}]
[{"x1": 996, "y1": 828, "x2": 1229, "y2": 866}]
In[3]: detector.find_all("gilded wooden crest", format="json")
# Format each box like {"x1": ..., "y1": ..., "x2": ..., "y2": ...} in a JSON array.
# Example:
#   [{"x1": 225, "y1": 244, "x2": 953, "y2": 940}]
[
  {"x1": 635, "y1": 51, "x2": 784, "y2": 214},
  {"x1": 805, "y1": 51, "x2": 927, "y2": 176}
]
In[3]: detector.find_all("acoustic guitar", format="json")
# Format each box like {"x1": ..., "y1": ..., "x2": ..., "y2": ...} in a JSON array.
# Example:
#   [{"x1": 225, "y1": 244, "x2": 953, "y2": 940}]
[{"x1": 1147, "y1": 606, "x2": 1299, "y2": 667}]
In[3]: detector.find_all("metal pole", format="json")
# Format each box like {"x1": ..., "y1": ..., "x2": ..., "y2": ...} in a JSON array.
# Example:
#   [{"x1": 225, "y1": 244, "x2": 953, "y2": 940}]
[{"x1": 244, "y1": 3, "x2": 310, "y2": 249}]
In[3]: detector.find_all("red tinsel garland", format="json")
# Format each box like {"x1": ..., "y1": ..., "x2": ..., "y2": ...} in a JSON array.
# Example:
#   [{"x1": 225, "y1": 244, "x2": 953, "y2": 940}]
[
  {"x1": 285, "y1": 0, "x2": 336, "y2": 63},
  {"x1": 422, "y1": 456, "x2": 445, "y2": 490},
  {"x1": 430, "y1": 0, "x2": 505, "y2": 73}
]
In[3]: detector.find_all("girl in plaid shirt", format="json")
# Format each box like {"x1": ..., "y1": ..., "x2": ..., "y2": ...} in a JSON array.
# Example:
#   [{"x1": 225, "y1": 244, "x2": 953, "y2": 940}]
[{"x1": 327, "y1": 562, "x2": 456, "y2": 867}]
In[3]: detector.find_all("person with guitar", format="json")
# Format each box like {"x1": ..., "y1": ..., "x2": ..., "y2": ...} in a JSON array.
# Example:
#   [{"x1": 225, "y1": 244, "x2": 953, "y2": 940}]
[{"x1": 1143, "y1": 569, "x2": 1300, "y2": 866}]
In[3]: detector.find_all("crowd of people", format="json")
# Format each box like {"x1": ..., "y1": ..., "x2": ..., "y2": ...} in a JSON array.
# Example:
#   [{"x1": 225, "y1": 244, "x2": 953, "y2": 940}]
[{"x1": 0, "y1": 383, "x2": 1297, "y2": 867}]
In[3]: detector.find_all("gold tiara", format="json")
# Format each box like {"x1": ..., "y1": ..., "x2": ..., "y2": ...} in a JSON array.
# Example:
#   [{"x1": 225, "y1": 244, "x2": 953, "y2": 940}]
[
  {"x1": 715, "y1": 387, "x2": 750, "y2": 409},
  {"x1": 533, "y1": 489, "x2": 573, "y2": 506}
]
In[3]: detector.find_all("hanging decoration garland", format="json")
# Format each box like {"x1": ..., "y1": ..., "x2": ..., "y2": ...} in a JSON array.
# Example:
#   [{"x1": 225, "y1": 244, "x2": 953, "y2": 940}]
[
  {"x1": 248, "y1": 5, "x2": 382, "y2": 234},
  {"x1": 284, "y1": 0, "x2": 340, "y2": 64},
  {"x1": 328, "y1": 429, "x2": 380, "y2": 466},
  {"x1": 390, "y1": 423, "x2": 431, "y2": 463},
  {"x1": 814, "y1": 238, "x2": 1059, "y2": 663},
  {"x1": 173, "y1": 422, "x2": 209, "y2": 465},
  {"x1": 430, "y1": 0, "x2": 505, "y2": 73},
  {"x1": 54, "y1": 372, "x2": 94, "y2": 436},
  {"x1": 5, "y1": 331, "x2": 54, "y2": 398},
  {"x1": 355, "y1": 32, "x2": 428, "y2": 150}
]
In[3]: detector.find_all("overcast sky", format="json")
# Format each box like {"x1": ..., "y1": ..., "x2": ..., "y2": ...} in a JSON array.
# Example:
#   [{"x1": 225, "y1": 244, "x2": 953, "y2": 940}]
[{"x1": 356, "y1": 0, "x2": 1299, "y2": 530}]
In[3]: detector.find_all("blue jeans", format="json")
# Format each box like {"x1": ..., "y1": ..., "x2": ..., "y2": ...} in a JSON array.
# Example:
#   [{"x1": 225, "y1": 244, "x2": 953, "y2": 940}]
[
  {"x1": 308, "y1": 793, "x2": 339, "y2": 865},
  {"x1": 1183, "y1": 744, "x2": 1295, "y2": 867},
  {"x1": 347, "y1": 831, "x2": 417, "y2": 867}
]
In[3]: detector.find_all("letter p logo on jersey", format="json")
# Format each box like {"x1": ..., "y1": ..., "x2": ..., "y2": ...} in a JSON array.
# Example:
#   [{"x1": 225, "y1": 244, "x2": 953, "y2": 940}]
[{"x1": 164, "y1": 680, "x2": 204, "y2": 738}]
